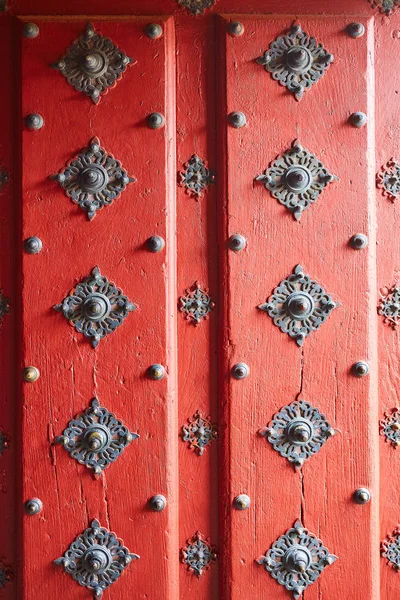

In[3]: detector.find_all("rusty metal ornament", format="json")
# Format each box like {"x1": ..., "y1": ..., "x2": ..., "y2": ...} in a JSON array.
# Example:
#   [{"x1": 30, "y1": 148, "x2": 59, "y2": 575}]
[
  {"x1": 257, "y1": 521, "x2": 337, "y2": 599},
  {"x1": 377, "y1": 158, "x2": 400, "y2": 201},
  {"x1": 54, "y1": 266, "x2": 136, "y2": 348},
  {"x1": 368, "y1": 0, "x2": 400, "y2": 14},
  {"x1": 256, "y1": 139, "x2": 337, "y2": 221},
  {"x1": 54, "y1": 519, "x2": 139, "y2": 598},
  {"x1": 258, "y1": 264, "x2": 337, "y2": 346},
  {"x1": 0, "y1": 289, "x2": 10, "y2": 324},
  {"x1": 52, "y1": 22, "x2": 134, "y2": 103},
  {"x1": 181, "y1": 532, "x2": 217, "y2": 577},
  {"x1": 179, "y1": 155, "x2": 215, "y2": 199},
  {"x1": 380, "y1": 408, "x2": 400, "y2": 447},
  {"x1": 179, "y1": 281, "x2": 214, "y2": 325},
  {"x1": 378, "y1": 284, "x2": 400, "y2": 328},
  {"x1": 0, "y1": 563, "x2": 12, "y2": 589},
  {"x1": 182, "y1": 411, "x2": 217, "y2": 456},
  {"x1": 382, "y1": 525, "x2": 400, "y2": 571},
  {"x1": 256, "y1": 21, "x2": 334, "y2": 101},
  {"x1": 176, "y1": 0, "x2": 215, "y2": 15}
]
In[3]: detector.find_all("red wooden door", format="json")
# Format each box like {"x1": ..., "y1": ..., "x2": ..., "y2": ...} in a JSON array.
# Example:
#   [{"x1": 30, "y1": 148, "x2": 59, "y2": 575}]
[{"x1": 0, "y1": 1, "x2": 399, "y2": 599}]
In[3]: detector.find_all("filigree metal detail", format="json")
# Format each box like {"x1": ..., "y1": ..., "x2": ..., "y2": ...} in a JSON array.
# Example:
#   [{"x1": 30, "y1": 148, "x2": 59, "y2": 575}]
[
  {"x1": 378, "y1": 284, "x2": 400, "y2": 328},
  {"x1": 182, "y1": 411, "x2": 217, "y2": 456},
  {"x1": 377, "y1": 159, "x2": 400, "y2": 201},
  {"x1": 56, "y1": 398, "x2": 138, "y2": 477},
  {"x1": 255, "y1": 139, "x2": 338, "y2": 221},
  {"x1": 0, "y1": 289, "x2": 10, "y2": 324},
  {"x1": 256, "y1": 21, "x2": 334, "y2": 101},
  {"x1": 0, "y1": 430, "x2": 9, "y2": 456},
  {"x1": 54, "y1": 266, "x2": 136, "y2": 348},
  {"x1": 176, "y1": 0, "x2": 215, "y2": 15},
  {"x1": 259, "y1": 399, "x2": 336, "y2": 468},
  {"x1": 0, "y1": 563, "x2": 12, "y2": 589},
  {"x1": 179, "y1": 155, "x2": 215, "y2": 198},
  {"x1": 382, "y1": 525, "x2": 400, "y2": 570},
  {"x1": 258, "y1": 264, "x2": 337, "y2": 346},
  {"x1": 380, "y1": 408, "x2": 400, "y2": 447},
  {"x1": 51, "y1": 137, "x2": 135, "y2": 220},
  {"x1": 257, "y1": 521, "x2": 337, "y2": 599},
  {"x1": 179, "y1": 281, "x2": 214, "y2": 325},
  {"x1": 54, "y1": 519, "x2": 139, "y2": 598},
  {"x1": 181, "y1": 532, "x2": 217, "y2": 577},
  {"x1": 52, "y1": 22, "x2": 134, "y2": 103},
  {"x1": 368, "y1": 0, "x2": 400, "y2": 13}
]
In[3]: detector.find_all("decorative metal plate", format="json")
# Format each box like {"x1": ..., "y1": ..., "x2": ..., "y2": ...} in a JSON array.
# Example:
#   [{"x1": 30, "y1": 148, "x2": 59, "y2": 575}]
[
  {"x1": 182, "y1": 411, "x2": 217, "y2": 456},
  {"x1": 259, "y1": 399, "x2": 336, "y2": 468},
  {"x1": 0, "y1": 289, "x2": 10, "y2": 324},
  {"x1": 0, "y1": 430, "x2": 9, "y2": 456},
  {"x1": 377, "y1": 159, "x2": 400, "y2": 201},
  {"x1": 54, "y1": 519, "x2": 139, "y2": 598},
  {"x1": 176, "y1": 0, "x2": 215, "y2": 15},
  {"x1": 256, "y1": 21, "x2": 334, "y2": 101},
  {"x1": 54, "y1": 266, "x2": 136, "y2": 348},
  {"x1": 369, "y1": 0, "x2": 400, "y2": 13},
  {"x1": 255, "y1": 139, "x2": 338, "y2": 221},
  {"x1": 258, "y1": 264, "x2": 337, "y2": 346},
  {"x1": 181, "y1": 532, "x2": 217, "y2": 577},
  {"x1": 51, "y1": 137, "x2": 135, "y2": 220},
  {"x1": 0, "y1": 563, "x2": 12, "y2": 589},
  {"x1": 378, "y1": 284, "x2": 400, "y2": 328},
  {"x1": 257, "y1": 520, "x2": 337, "y2": 599},
  {"x1": 382, "y1": 525, "x2": 400, "y2": 570},
  {"x1": 179, "y1": 281, "x2": 214, "y2": 325},
  {"x1": 179, "y1": 155, "x2": 215, "y2": 198},
  {"x1": 52, "y1": 22, "x2": 134, "y2": 103},
  {"x1": 380, "y1": 408, "x2": 400, "y2": 447},
  {"x1": 56, "y1": 398, "x2": 139, "y2": 477}
]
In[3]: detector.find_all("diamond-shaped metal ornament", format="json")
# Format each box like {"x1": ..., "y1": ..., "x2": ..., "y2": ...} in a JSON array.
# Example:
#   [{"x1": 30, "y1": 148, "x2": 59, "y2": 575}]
[
  {"x1": 176, "y1": 0, "x2": 215, "y2": 15},
  {"x1": 182, "y1": 411, "x2": 217, "y2": 456},
  {"x1": 181, "y1": 531, "x2": 217, "y2": 577},
  {"x1": 51, "y1": 137, "x2": 135, "y2": 220},
  {"x1": 52, "y1": 22, "x2": 134, "y2": 103},
  {"x1": 258, "y1": 264, "x2": 337, "y2": 346},
  {"x1": 377, "y1": 159, "x2": 400, "y2": 201},
  {"x1": 255, "y1": 139, "x2": 337, "y2": 221},
  {"x1": 54, "y1": 519, "x2": 139, "y2": 598},
  {"x1": 179, "y1": 155, "x2": 215, "y2": 198},
  {"x1": 56, "y1": 398, "x2": 139, "y2": 477},
  {"x1": 257, "y1": 521, "x2": 337, "y2": 599},
  {"x1": 380, "y1": 408, "x2": 400, "y2": 447},
  {"x1": 179, "y1": 281, "x2": 215, "y2": 325},
  {"x1": 256, "y1": 21, "x2": 334, "y2": 101},
  {"x1": 378, "y1": 284, "x2": 400, "y2": 328},
  {"x1": 382, "y1": 524, "x2": 400, "y2": 571},
  {"x1": 54, "y1": 266, "x2": 136, "y2": 348},
  {"x1": 368, "y1": 0, "x2": 400, "y2": 13}
]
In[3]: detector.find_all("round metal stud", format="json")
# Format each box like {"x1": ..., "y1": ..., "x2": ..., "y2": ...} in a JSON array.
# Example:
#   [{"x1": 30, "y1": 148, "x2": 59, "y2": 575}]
[
  {"x1": 347, "y1": 22, "x2": 365, "y2": 39},
  {"x1": 353, "y1": 488, "x2": 371, "y2": 505},
  {"x1": 284, "y1": 166, "x2": 311, "y2": 193},
  {"x1": 25, "y1": 113, "x2": 44, "y2": 130},
  {"x1": 23, "y1": 23, "x2": 39, "y2": 38},
  {"x1": 24, "y1": 236, "x2": 42, "y2": 255},
  {"x1": 285, "y1": 46, "x2": 312, "y2": 72},
  {"x1": 286, "y1": 292, "x2": 314, "y2": 320},
  {"x1": 146, "y1": 113, "x2": 165, "y2": 129},
  {"x1": 145, "y1": 23, "x2": 163, "y2": 39},
  {"x1": 349, "y1": 112, "x2": 367, "y2": 128},
  {"x1": 147, "y1": 235, "x2": 165, "y2": 253},
  {"x1": 232, "y1": 362, "x2": 249, "y2": 380},
  {"x1": 284, "y1": 546, "x2": 312, "y2": 574},
  {"x1": 228, "y1": 21, "x2": 244, "y2": 36},
  {"x1": 352, "y1": 361, "x2": 369, "y2": 378},
  {"x1": 233, "y1": 494, "x2": 251, "y2": 510},
  {"x1": 229, "y1": 234, "x2": 247, "y2": 252},
  {"x1": 228, "y1": 112, "x2": 247, "y2": 129},
  {"x1": 23, "y1": 366, "x2": 40, "y2": 383},
  {"x1": 149, "y1": 494, "x2": 167, "y2": 511},
  {"x1": 350, "y1": 234, "x2": 368, "y2": 250},
  {"x1": 148, "y1": 364, "x2": 165, "y2": 380},
  {"x1": 25, "y1": 498, "x2": 43, "y2": 515}
]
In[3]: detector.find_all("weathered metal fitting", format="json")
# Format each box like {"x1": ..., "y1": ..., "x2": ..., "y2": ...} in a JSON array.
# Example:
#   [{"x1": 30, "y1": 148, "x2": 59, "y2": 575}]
[
  {"x1": 146, "y1": 113, "x2": 165, "y2": 129},
  {"x1": 228, "y1": 111, "x2": 247, "y2": 128},
  {"x1": 228, "y1": 21, "x2": 244, "y2": 36},
  {"x1": 23, "y1": 22, "x2": 39, "y2": 38},
  {"x1": 347, "y1": 22, "x2": 365, "y2": 38},
  {"x1": 23, "y1": 366, "x2": 40, "y2": 382},
  {"x1": 354, "y1": 488, "x2": 371, "y2": 505},
  {"x1": 145, "y1": 23, "x2": 163, "y2": 39},
  {"x1": 349, "y1": 112, "x2": 367, "y2": 128},
  {"x1": 148, "y1": 364, "x2": 165, "y2": 380},
  {"x1": 352, "y1": 361, "x2": 369, "y2": 377},
  {"x1": 350, "y1": 234, "x2": 368, "y2": 249},
  {"x1": 147, "y1": 235, "x2": 165, "y2": 253},
  {"x1": 24, "y1": 236, "x2": 42, "y2": 254},
  {"x1": 229, "y1": 234, "x2": 246, "y2": 252},
  {"x1": 25, "y1": 498, "x2": 43, "y2": 515},
  {"x1": 232, "y1": 362, "x2": 249, "y2": 380},
  {"x1": 233, "y1": 494, "x2": 251, "y2": 510},
  {"x1": 149, "y1": 495, "x2": 167, "y2": 511},
  {"x1": 25, "y1": 113, "x2": 44, "y2": 130}
]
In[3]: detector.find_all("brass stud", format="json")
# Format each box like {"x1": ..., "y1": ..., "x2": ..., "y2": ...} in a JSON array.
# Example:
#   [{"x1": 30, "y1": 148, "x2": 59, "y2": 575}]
[
  {"x1": 23, "y1": 23, "x2": 39, "y2": 38},
  {"x1": 148, "y1": 364, "x2": 165, "y2": 380},
  {"x1": 23, "y1": 366, "x2": 40, "y2": 382}
]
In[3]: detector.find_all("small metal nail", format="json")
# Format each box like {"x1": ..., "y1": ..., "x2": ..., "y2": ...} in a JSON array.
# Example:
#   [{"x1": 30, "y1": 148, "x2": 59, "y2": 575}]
[
  {"x1": 145, "y1": 23, "x2": 163, "y2": 39},
  {"x1": 228, "y1": 111, "x2": 247, "y2": 129},
  {"x1": 353, "y1": 488, "x2": 371, "y2": 505},
  {"x1": 148, "y1": 364, "x2": 165, "y2": 380},
  {"x1": 24, "y1": 236, "x2": 43, "y2": 255},
  {"x1": 228, "y1": 21, "x2": 244, "y2": 36},
  {"x1": 350, "y1": 234, "x2": 368, "y2": 250},
  {"x1": 229, "y1": 234, "x2": 246, "y2": 252},
  {"x1": 23, "y1": 366, "x2": 40, "y2": 382},
  {"x1": 149, "y1": 495, "x2": 167, "y2": 511},
  {"x1": 349, "y1": 112, "x2": 367, "y2": 128},
  {"x1": 147, "y1": 235, "x2": 165, "y2": 253},
  {"x1": 23, "y1": 23, "x2": 39, "y2": 38},
  {"x1": 346, "y1": 22, "x2": 365, "y2": 39},
  {"x1": 25, "y1": 114, "x2": 44, "y2": 130},
  {"x1": 352, "y1": 361, "x2": 369, "y2": 378},
  {"x1": 25, "y1": 498, "x2": 43, "y2": 515},
  {"x1": 232, "y1": 363, "x2": 249, "y2": 380},
  {"x1": 233, "y1": 494, "x2": 251, "y2": 510},
  {"x1": 146, "y1": 113, "x2": 165, "y2": 129}
]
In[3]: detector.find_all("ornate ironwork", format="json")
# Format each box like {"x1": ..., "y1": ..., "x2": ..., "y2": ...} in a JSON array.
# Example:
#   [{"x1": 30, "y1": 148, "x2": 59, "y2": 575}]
[
  {"x1": 0, "y1": 563, "x2": 12, "y2": 589},
  {"x1": 179, "y1": 155, "x2": 215, "y2": 198},
  {"x1": 380, "y1": 408, "x2": 400, "y2": 447},
  {"x1": 259, "y1": 399, "x2": 336, "y2": 468},
  {"x1": 382, "y1": 525, "x2": 400, "y2": 570},
  {"x1": 377, "y1": 159, "x2": 400, "y2": 201},
  {"x1": 368, "y1": 0, "x2": 400, "y2": 13},
  {"x1": 179, "y1": 281, "x2": 214, "y2": 325},
  {"x1": 0, "y1": 430, "x2": 9, "y2": 456},
  {"x1": 0, "y1": 289, "x2": 10, "y2": 324},
  {"x1": 51, "y1": 137, "x2": 135, "y2": 220},
  {"x1": 52, "y1": 22, "x2": 133, "y2": 103},
  {"x1": 255, "y1": 139, "x2": 337, "y2": 221},
  {"x1": 54, "y1": 266, "x2": 136, "y2": 348},
  {"x1": 256, "y1": 21, "x2": 334, "y2": 101},
  {"x1": 257, "y1": 521, "x2": 337, "y2": 599},
  {"x1": 258, "y1": 264, "x2": 337, "y2": 346},
  {"x1": 181, "y1": 532, "x2": 217, "y2": 577},
  {"x1": 54, "y1": 519, "x2": 139, "y2": 598},
  {"x1": 176, "y1": 0, "x2": 215, "y2": 15},
  {"x1": 182, "y1": 411, "x2": 217, "y2": 456},
  {"x1": 378, "y1": 284, "x2": 400, "y2": 328}
]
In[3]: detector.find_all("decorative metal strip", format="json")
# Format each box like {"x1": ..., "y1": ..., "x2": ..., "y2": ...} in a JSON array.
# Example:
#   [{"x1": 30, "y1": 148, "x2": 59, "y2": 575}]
[
  {"x1": 258, "y1": 264, "x2": 337, "y2": 346},
  {"x1": 54, "y1": 266, "x2": 136, "y2": 348},
  {"x1": 380, "y1": 408, "x2": 400, "y2": 447},
  {"x1": 181, "y1": 532, "x2": 217, "y2": 577},
  {"x1": 0, "y1": 430, "x2": 10, "y2": 456},
  {"x1": 179, "y1": 154, "x2": 215, "y2": 198},
  {"x1": 368, "y1": 0, "x2": 400, "y2": 13},
  {"x1": 54, "y1": 519, "x2": 139, "y2": 598},
  {"x1": 51, "y1": 137, "x2": 135, "y2": 220},
  {"x1": 56, "y1": 397, "x2": 139, "y2": 477},
  {"x1": 259, "y1": 399, "x2": 336, "y2": 468},
  {"x1": 179, "y1": 281, "x2": 214, "y2": 325},
  {"x1": 256, "y1": 21, "x2": 334, "y2": 101},
  {"x1": 182, "y1": 411, "x2": 217, "y2": 455},
  {"x1": 382, "y1": 525, "x2": 400, "y2": 570},
  {"x1": 0, "y1": 289, "x2": 10, "y2": 324},
  {"x1": 377, "y1": 159, "x2": 400, "y2": 201},
  {"x1": 52, "y1": 22, "x2": 134, "y2": 103},
  {"x1": 176, "y1": 0, "x2": 215, "y2": 15},
  {"x1": 378, "y1": 283, "x2": 400, "y2": 328},
  {"x1": 0, "y1": 563, "x2": 12, "y2": 589},
  {"x1": 257, "y1": 520, "x2": 337, "y2": 599}
]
